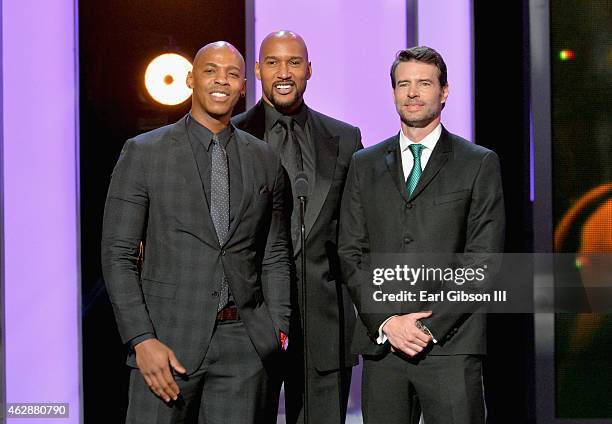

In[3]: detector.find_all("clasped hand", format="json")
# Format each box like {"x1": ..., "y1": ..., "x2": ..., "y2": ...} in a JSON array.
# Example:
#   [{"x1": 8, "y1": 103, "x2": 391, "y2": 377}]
[{"x1": 382, "y1": 311, "x2": 433, "y2": 357}]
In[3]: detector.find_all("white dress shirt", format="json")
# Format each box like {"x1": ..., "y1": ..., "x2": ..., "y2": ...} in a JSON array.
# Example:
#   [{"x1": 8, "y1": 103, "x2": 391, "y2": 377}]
[
  {"x1": 399, "y1": 123, "x2": 442, "y2": 180},
  {"x1": 376, "y1": 124, "x2": 442, "y2": 345}
]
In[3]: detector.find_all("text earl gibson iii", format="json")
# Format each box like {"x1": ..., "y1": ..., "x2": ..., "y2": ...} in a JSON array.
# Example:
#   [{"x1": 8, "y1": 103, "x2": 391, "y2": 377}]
[{"x1": 372, "y1": 290, "x2": 508, "y2": 303}]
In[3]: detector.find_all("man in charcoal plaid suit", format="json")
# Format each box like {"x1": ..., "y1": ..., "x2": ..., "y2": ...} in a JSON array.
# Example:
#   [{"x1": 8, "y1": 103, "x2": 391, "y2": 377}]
[{"x1": 101, "y1": 41, "x2": 292, "y2": 424}]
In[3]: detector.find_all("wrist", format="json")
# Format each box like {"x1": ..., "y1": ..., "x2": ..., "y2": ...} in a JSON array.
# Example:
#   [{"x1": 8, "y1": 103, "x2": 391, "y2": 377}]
[
  {"x1": 382, "y1": 315, "x2": 397, "y2": 332},
  {"x1": 134, "y1": 337, "x2": 156, "y2": 350}
]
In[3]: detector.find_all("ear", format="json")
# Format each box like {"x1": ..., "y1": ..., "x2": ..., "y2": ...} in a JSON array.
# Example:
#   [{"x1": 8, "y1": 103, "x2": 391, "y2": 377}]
[
  {"x1": 255, "y1": 61, "x2": 262, "y2": 81},
  {"x1": 306, "y1": 62, "x2": 312, "y2": 80},
  {"x1": 186, "y1": 71, "x2": 194, "y2": 89},
  {"x1": 441, "y1": 84, "x2": 449, "y2": 104},
  {"x1": 241, "y1": 79, "x2": 247, "y2": 97}
]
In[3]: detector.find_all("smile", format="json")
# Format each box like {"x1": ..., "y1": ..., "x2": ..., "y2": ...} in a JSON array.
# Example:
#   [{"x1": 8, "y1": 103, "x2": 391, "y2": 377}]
[
  {"x1": 273, "y1": 81, "x2": 295, "y2": 93},
  {"x1": 211, "y1": 92, "x2": 229, "y2": 97}
]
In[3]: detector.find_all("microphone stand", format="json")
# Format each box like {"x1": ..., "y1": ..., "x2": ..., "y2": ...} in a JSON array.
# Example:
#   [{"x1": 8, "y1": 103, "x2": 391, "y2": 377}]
[{"x1": 298, "y1": 193, "x2": 309, "y2": 424}]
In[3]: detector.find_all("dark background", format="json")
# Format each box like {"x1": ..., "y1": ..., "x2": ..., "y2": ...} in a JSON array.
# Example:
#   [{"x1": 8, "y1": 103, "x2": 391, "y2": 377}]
[
  {"x1": 550, "y1": 0, "x2": 612, "y2": 419},
  {"x1": 80, "y1": 1, "x2": 535, "y2": 422},
  {"x1": 474, "y1": 2, "x2": 534, "y2": 423}
]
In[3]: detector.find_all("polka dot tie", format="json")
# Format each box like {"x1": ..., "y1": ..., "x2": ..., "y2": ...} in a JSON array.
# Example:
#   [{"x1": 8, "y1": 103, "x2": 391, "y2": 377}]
[
  {"x1": 211, "y1": 134, "x2": 230, "y2": 311},
  {"x1": 406, "y1": 143, "x2": 425, "y2": 197}
]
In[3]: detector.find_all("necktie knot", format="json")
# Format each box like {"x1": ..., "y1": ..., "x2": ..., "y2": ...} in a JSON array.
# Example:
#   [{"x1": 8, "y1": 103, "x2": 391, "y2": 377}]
[
  {"x1": 408, "y1": 143, "x2": 424, "y2": 159},
  {"x1": 277, "y1": 116, "x2": 294, "y2": 131}
]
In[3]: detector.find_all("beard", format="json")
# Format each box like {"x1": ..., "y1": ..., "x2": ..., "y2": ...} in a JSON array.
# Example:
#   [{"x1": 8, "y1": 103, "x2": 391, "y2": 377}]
[
  {"x1": 268, "y1": 91, "x2": 303, "y2": 114},
  {"x1": 398, "y1": 107, "x2": 439, "y2": 128},
  {"x1": 263, "y1": 81, "x2": 308, "y2": 114}
]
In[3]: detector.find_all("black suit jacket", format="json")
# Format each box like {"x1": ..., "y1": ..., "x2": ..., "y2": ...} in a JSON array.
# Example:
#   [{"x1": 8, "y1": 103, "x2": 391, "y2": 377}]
[
  {"x1": 338, "y1": 127, "x2": 505, "y2": 356},
  {"x1": 101, "y1": 116, "x2": 292, "y2": 373},
  {"x1": 232, "y1": 101, "x2": 362, "y2": 371}
]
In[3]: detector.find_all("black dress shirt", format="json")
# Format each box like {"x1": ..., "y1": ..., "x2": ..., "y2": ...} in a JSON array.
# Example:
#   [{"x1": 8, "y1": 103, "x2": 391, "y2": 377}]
[
  {"x1": 186, "y1": 113, "x2": 243, "y2": 224},
  {"x1": 263, "y1": 101, "x2": 315, "y2": 191}
]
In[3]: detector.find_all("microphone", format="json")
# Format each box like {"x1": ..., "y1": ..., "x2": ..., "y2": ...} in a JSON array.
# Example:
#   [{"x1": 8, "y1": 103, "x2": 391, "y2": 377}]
[{"x1": 294, "y1": 172, "x2": 309, "y2": 199}]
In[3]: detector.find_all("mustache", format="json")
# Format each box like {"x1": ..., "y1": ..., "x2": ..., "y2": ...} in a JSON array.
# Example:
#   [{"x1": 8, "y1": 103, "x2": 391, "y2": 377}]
[{"x1": 209, "y1": 88, "x2": 230, "y2": 95}]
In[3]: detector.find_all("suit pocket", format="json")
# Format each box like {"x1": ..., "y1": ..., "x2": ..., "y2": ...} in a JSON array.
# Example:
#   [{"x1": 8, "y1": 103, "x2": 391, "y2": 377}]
[
  {"x1": 434, "y1": 189, "x2": 470, "y2": 205},
  {"x1": 141, "y1": 279, "x2": 177, "y2": 299}
]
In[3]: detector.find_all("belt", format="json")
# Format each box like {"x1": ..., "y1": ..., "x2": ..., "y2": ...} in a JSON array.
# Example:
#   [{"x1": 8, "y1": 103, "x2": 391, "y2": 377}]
[{"x1": 216, "y1": 306, "x2": 239, "y2": 321}]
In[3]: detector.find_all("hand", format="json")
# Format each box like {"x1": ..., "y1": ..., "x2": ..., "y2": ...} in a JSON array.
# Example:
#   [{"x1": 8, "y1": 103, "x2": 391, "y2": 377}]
[
  {"x1": 382, "y1": 311, "x2": 433, "y2": 357},
  {"x1": 134, "y1": 338, "x2": 186, "y2": 402}
]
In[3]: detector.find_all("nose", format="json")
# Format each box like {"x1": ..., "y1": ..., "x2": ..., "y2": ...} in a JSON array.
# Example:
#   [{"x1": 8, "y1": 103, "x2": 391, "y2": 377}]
[
  {"x1": 214, "y1": 70, "x2": 229, "y2": 85},
  {"x1": 407, "y1": 85, "x2": 419, "y2": 98},
  {"x1": 278, "y1": 61, "x2": 290, "y2": 79}
]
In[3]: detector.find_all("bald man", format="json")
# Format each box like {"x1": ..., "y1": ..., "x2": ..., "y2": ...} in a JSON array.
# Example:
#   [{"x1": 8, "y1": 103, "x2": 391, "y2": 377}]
[
  {"x1": 102, "y1": 41, "x2": 292, "y2": 424},
  {"x1": 233, "y1": 31, "x2": 362, "y2": 424}
]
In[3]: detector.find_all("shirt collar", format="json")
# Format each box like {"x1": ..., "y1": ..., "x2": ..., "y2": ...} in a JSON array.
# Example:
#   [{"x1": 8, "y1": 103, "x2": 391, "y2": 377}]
[
  {"x1": 187, "y1": 112, "x2": 234, "y2": 150},
  {"x1": 399, "y1": 123, "x2": 442, "y2": 153},
  {"x1": 263, "y1": 100, "x2": 309, "y2": 132}
]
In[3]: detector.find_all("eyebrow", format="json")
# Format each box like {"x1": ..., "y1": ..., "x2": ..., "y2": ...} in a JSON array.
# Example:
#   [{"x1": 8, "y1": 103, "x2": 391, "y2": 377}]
[
  {"x1": 397, "y1": 78, "x2": 433, "y2": 84},
  {"x1": 202, "y1": 62, "x2": 241, "y2": 71},
  {"x1": 263, "y1": 55, "x2": 304, "y2": 61}
]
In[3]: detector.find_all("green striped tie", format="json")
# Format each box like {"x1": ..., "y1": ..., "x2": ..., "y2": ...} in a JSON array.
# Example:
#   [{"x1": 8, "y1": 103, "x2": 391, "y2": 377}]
[{"x1": 406, "y1": 144, "x2": 425, "y2": 196}]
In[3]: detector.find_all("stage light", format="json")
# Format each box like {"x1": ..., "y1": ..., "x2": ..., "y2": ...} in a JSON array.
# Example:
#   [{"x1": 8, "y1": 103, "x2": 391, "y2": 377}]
[
  {"x1": 559, "y1": 49, "x2": 576, "y2": 61},
  {"x1": 145, "y1": 53, "x2": 192, "y2": 105}
]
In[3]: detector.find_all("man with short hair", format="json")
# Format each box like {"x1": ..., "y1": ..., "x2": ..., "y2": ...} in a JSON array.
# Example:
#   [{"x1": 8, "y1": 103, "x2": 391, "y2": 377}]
[
  {"x1": 338, "y1": 46, "x2": 505, "y2": 424},
  {"x1": 102, "y1": 41, "x2": 292, "y2": 424},
  {"x1": 233, "y1": 30, "x2": 362, "y2": 424}
]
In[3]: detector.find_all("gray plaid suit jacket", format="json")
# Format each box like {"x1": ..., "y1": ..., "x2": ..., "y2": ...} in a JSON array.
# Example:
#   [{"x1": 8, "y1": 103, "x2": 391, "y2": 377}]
[{"x1": 101, "y1": 115, "x2": 292, "y2": 374}]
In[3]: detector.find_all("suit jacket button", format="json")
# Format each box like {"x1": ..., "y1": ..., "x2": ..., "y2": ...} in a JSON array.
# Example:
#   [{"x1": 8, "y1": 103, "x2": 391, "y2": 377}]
[
  {"x1": 406, "y1": 203, "x2": 413, "y2": 209},
  {"x1": 211, "y1": 291, "x2": 219, "y2": 297},
  {"x1": 221, "y1": 249, "x2": 226, "y2": 256},
  {"x1": 404, "y1": 237, "x2": 413, "y2": 244}
]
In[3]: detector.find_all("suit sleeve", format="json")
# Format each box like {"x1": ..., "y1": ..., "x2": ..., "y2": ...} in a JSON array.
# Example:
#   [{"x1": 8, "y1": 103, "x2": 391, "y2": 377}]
[
  {"x1": 101, "y1": 139, "x2": 155, "y2": 344},
  {"x1": 260, "y1": 157, "x2": 292, "y2": 336},
  {"x1": 338, "y1": 154, "x2": 393, "y2": 340},
  {"x1": 421, "y1": 151, "x2": 506, "y2": 340}
]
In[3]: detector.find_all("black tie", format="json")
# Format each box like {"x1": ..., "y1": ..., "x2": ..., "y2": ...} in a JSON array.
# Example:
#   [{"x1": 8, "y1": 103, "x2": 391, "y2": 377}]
[
  {"x1": 276, "y1": 116, "x2": 305, "y2": 247},
  {"x1": 210, "y1": 134, "x2": 230, "y2": 311},
  {"x1": 277, "y1": 116, "x2": 304, "y2": 179}
]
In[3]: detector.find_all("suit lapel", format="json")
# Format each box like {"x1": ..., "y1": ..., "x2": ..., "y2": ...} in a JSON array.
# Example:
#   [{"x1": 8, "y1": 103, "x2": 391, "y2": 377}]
[
  {"x1": 171, "y1": 116, "x2": 218, "y2": 243},
  {"x1": 226, "y1": 130, "x2": 253, "y2": 243},
  {"x1": 384, "y1": 134, "x2": 410, "y2": 203},
  {"x1": 408, "y1": 127, "x2": 452, "y2": 201},
  {"x1": 237, "y1": 100, "x2": 266, "y2": 140},
  {"x1": 292, "y1": 111, "x2": 339, "y2": 257}
]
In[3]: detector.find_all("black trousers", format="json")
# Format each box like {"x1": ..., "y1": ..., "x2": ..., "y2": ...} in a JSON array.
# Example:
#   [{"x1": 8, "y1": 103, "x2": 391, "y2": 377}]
[
  {"x1": 125, "y1": 321, "x2": 277, "y2": 424},
  {"x1": 361, "y1": 353, "x2": 485, "y2": 424},
  {"x1": 282, "y1": 355, "x2": 352, "y2": 424}
]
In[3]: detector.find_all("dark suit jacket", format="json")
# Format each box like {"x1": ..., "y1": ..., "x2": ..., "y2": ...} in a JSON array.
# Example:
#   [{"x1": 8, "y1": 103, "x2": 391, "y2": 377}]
[
  {"x1": 232, "y1": 101, "x2": 362, "y2": 372},
  {"x1": 338, "y1": 127, "x2": 505, "y2": 356},
  {"x1": 101, "y1": 115, "x2": 292, "y2": 374}
]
